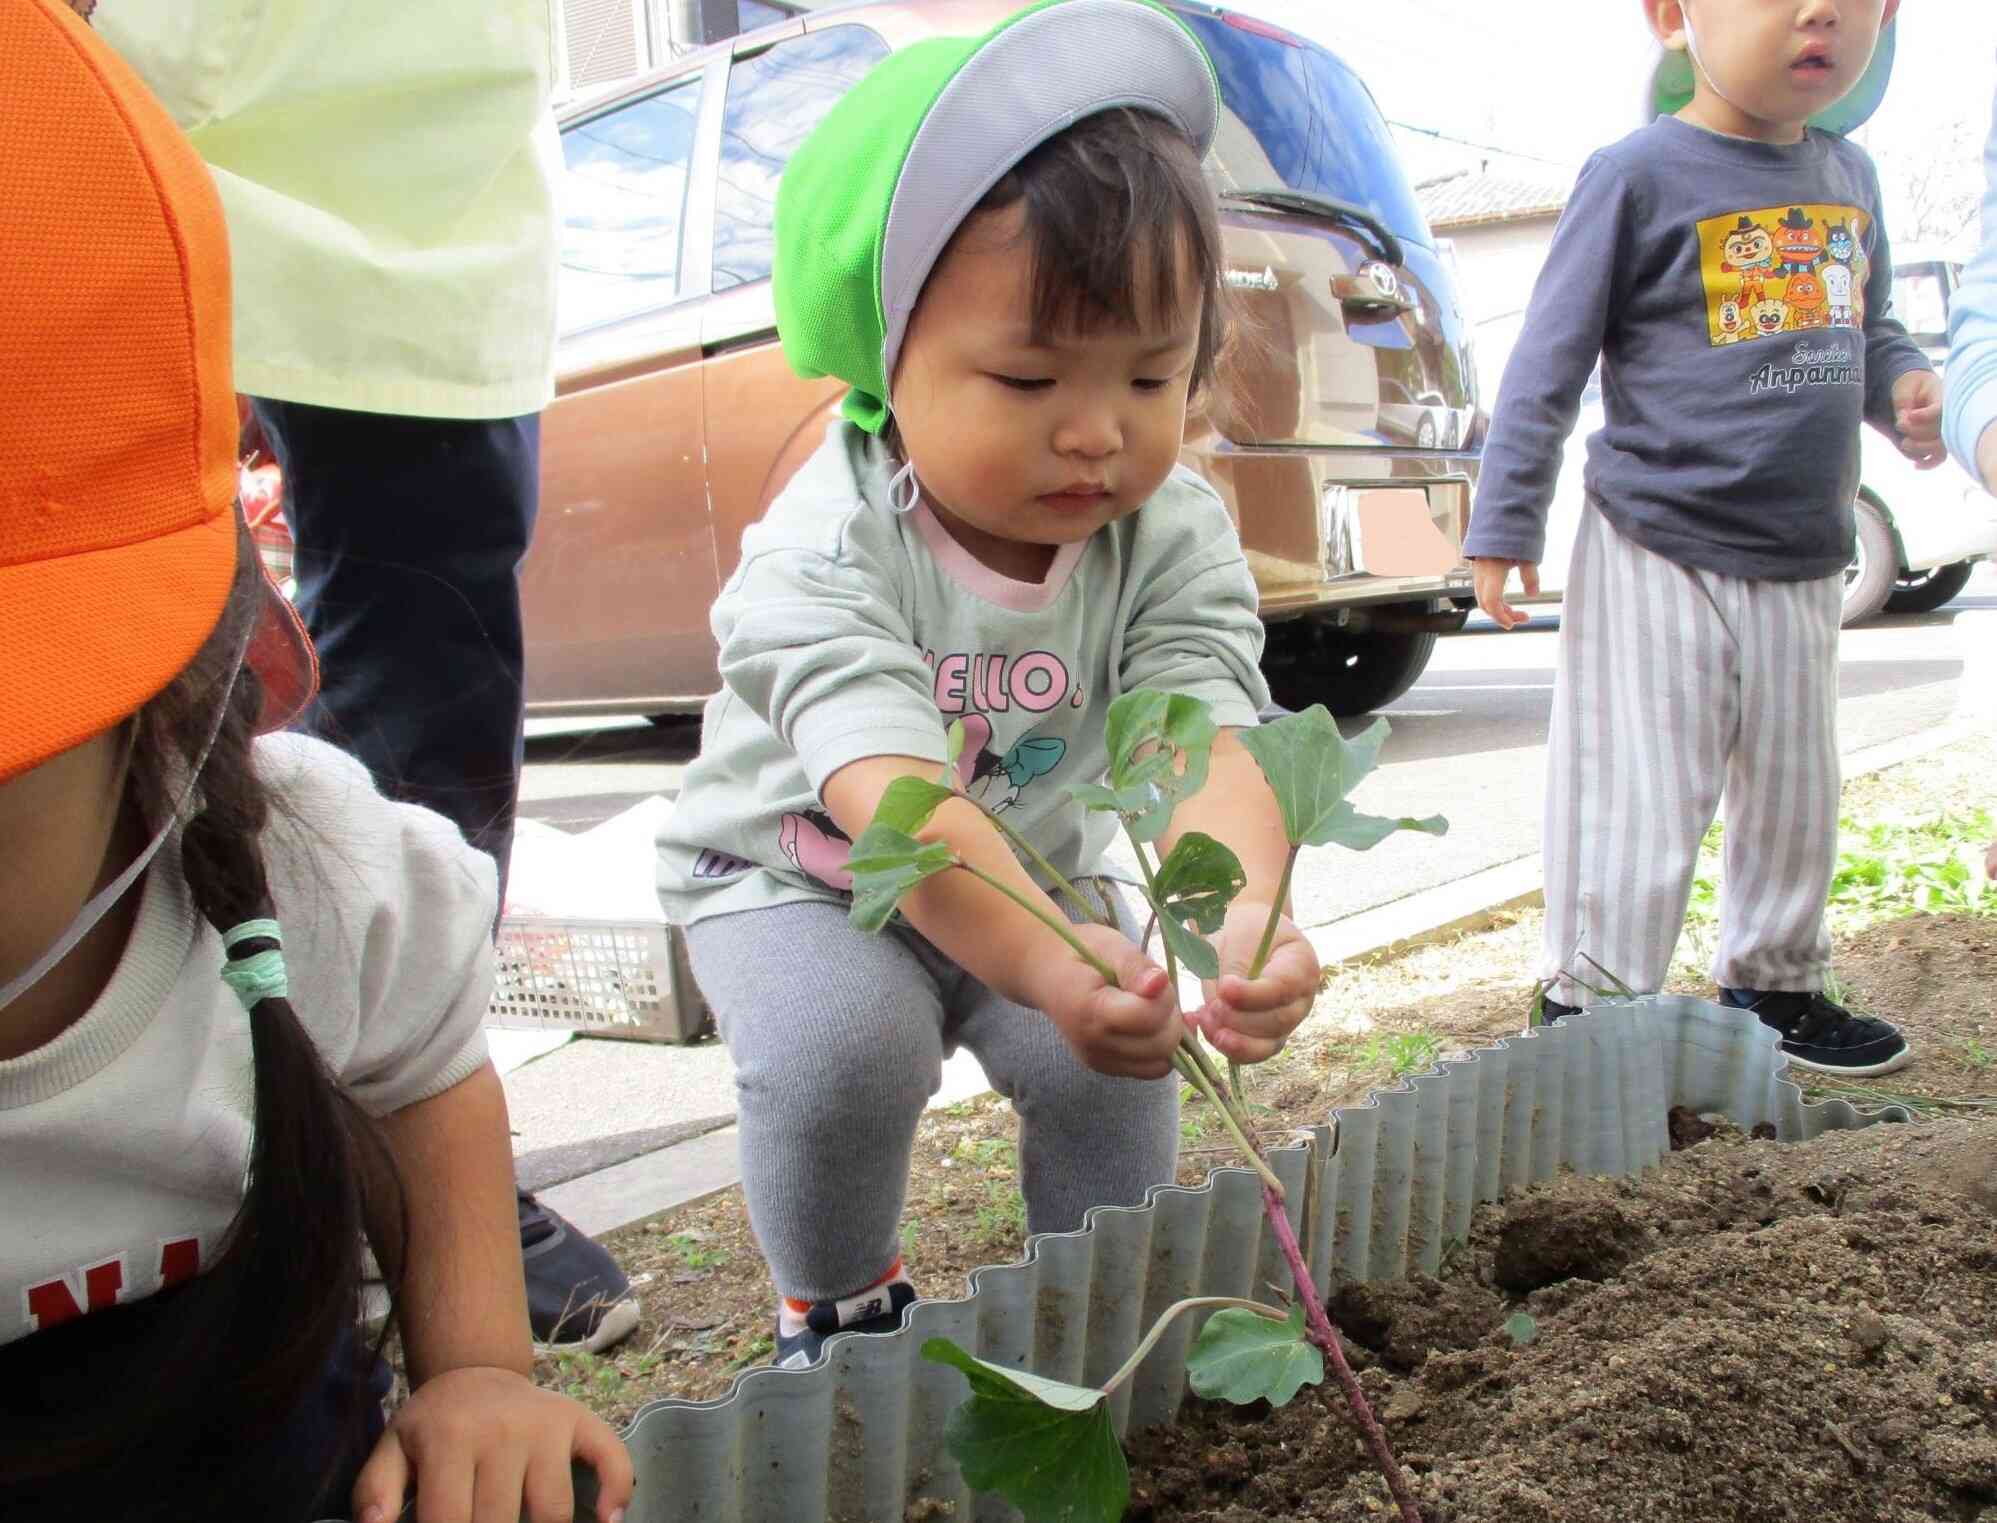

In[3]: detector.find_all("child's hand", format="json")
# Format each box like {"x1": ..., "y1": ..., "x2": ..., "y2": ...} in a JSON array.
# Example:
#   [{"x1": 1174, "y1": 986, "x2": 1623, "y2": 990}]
[
  {"x1": 1184, "y1": 900, "x2": 1321, "y2": 1063},
  {"x1": 1891, "y1": 369, "x2": 1946, "y2": 469},
  {"x1": 1040, "y1": 923, "x2": 1184, "y2": 1079},
  {"x1": 1978, "y1": 420, "x2": 1997, "y2": 497},
  {"x1": 352, "y1": 1364, "x2": 635, "y2": 1523},
  {"x1": 1471, "y1": 556, "x2": 1539, "y2": 630}
]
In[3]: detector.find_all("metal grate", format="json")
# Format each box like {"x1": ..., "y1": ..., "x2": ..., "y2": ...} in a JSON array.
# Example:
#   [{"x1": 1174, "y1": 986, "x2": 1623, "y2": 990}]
[
  {"x1": 561, "y1": 0, "x2": 642, "y2": 91},
  {"x1": 488, "y1": 915, "x2": 710, "y2": 1043}
]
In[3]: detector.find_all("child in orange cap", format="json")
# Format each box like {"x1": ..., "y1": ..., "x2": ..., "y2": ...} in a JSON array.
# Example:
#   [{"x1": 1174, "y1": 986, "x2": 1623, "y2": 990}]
[{"x1": 0, "y1": 4, "x2": 635, "y2": 1520}]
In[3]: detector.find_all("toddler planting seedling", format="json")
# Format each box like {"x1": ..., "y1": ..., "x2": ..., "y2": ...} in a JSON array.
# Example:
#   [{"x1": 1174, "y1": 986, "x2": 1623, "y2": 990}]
[{"x1": 656, "y1": 0, "x2": 1320, "y2": 1373}]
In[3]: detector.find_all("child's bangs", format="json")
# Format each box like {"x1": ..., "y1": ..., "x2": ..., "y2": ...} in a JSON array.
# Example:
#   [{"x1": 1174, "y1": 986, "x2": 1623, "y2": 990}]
[
  {"x1": 1025, "y1": 202, "x2": 1203, "y2": 346},
  {"x1": 979, "y1": 108, "x2": 1224, "y2": 378}
]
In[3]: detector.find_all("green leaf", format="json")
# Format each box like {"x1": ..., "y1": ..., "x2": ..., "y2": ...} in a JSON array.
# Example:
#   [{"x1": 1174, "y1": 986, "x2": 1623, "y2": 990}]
[
  {"x1": 1151, "y1": 833, "x2": 1248, "y2": 933},
  {"x1": 845, "y1": 826, "x2": 958, "y2": 933},
  {"x1": 1504, "y1": 1312, "x2": 1538, "y2": 1346},
  {"x1": 874, "y1": 775, "x2": 958, "y2": 836},
  {"x1": 1237, "y1": 707, "x2": 1382, "y2": 848},
  {"x1": 1101, "y1": 689, "x2": 1219, "y2": 842},
  {"x1": 1146, "y1": 832, "x2": 1247, "y2": 980},
  {"x1": 921, "y1": 1339, "x2": 1128, "y2": 1523},
  {"x1": 1239, "y1": 710, "x2": 1447, "y2": 851},
  {"x1": 1067, "y1": 781, "x2": 1158, "y2": 817},
  {"x1": 1155, "y1": 910, "x2": 1218, "y2": 981},
  {"x1": 1313, "y1": 802, "x2": 1449, "y2": 852},
  {"x1": 946, "y1": 718, "x2": 967, "y2": 767},
  {"x1": 1186, "y1": 1303, "x2": 1323, "y2": 1408}
]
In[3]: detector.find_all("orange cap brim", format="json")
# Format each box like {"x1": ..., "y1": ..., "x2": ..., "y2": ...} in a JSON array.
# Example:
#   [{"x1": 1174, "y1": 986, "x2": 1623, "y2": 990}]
[{"x1": 0, "y1": 512, "x2": 318, "y2": 784}]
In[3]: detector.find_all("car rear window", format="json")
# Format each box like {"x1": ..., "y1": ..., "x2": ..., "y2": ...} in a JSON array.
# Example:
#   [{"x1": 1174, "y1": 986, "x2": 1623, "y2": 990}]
[{"x1": 1178, "y1": 10, "x2": 1432, "y2": 248}]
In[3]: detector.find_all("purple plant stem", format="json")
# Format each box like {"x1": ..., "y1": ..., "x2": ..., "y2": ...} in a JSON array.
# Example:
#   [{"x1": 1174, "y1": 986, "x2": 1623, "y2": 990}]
[{"x1": 1261, "y1": 1182, "x2": 1424, "y2": 1523}]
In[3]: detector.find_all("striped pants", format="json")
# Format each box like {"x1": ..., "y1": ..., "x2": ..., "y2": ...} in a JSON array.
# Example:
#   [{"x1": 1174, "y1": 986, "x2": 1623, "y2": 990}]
[{"x1": 1542, "y1": 504, "x2": 1842, "y2": 1002}]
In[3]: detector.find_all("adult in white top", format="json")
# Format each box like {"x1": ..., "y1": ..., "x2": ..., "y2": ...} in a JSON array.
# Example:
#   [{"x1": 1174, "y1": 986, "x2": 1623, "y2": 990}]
[{"x1": 91, "y1": 0, "x2": 639, "y2": 1343}]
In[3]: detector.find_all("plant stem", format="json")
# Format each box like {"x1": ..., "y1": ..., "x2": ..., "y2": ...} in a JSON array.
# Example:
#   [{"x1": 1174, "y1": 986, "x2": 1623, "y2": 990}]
[
  {"x1": 1099, "y1": 1296, "x2": 1287, "y2": 1396},
  {"x1": 1129, "y1": 835, "x2": 1181, "y2": 992},
  {"x1": 979, "y1": 802, "x2": 1110, "y2": 926},
  {"x1": 1178, "y1": 1029, "x2": 1232, "y2": 1103},
  {"x1": 960, "y1": 865, "x2": 1120, "y2": 985},
  {"x1": 1573, "y1": 950, "x2": 1638, "y2": 999},
  {"x1": 1129, "y1": 830, "x2": 1242, "y2": 1109},
  {"x1": 1227, "y1": 1057, "x2": 1246, "y2": 1107},
  {"x1": 1246, "y1": 845, "x2": 1301, "y2": 980},
  {"x1": 1173, "y1": 1051, "x2": 1284, "y2": 1199},
  {"x1": 1261, "y1": 1182, "x2": 1424, "y2": 1523}
]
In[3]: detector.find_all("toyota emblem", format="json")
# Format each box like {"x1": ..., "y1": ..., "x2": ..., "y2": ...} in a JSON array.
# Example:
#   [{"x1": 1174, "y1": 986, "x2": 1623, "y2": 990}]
[{"x1": 1360, "y1": 261, "x2": 1399, "y2": 300}]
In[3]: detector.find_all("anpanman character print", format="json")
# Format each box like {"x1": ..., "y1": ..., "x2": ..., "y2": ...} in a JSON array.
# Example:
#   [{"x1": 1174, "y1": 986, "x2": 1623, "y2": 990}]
[{"x1": 1697, "y1": 203, "x2": 1870, "y2": 346}]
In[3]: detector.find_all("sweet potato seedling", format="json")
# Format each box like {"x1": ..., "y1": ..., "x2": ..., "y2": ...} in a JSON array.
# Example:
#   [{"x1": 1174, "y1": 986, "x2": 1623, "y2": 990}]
[{"x1": 846, "y1": 692, "x2": 1447, "y2": 1523}]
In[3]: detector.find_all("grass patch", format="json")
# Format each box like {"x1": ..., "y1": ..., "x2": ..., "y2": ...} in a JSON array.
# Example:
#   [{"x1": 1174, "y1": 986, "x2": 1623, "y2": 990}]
[
  {"x1": 1676, "y1": 807, "x2": 1995, "y2": 983},
  {"x1": 972, "y1": 1182, "x2": 1026, "y2": 1249},
  {"x1": 664, "y1": 1231, "x2": 730, "y2": 1272},
  {"x1": 726, "y1": 1332, "x2": 774, "y2": 1372},
  {"x1": 1354, "y1": 1030, "x2": 1444, "y2": 1082}
]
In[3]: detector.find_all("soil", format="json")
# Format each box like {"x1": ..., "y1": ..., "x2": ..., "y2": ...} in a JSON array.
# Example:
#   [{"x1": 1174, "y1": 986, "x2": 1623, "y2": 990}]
[
  {"x1": 1123, "y1": 1118, "x2": 1997, "y2": 1523},
  {"x1": 537, "y1": 734, "x2": 1997, "y2": 1520},
  {"x1": 561, "y1": 907, "x2": 1996, "y2": 1422}
]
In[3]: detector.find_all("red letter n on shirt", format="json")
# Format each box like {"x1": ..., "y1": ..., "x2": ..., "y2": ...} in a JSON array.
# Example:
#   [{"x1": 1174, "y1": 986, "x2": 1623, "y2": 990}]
[
  {"x1": 23, "y1": 1255, "x2": 126, "y2": 1331},
  {"x1": 21, "y1": 1240, "x2": 198, "y2": 1332}
]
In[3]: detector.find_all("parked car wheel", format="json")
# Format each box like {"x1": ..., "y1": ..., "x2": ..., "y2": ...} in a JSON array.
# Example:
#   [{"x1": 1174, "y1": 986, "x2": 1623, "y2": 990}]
[
  {"x1": 1883, "y1": 558, "x2": 1977, "y2": 615},
  {"x1": 1261, "y1": 606, "x2": 1438, "y2": 716},
  {"x1": 1841, "y1": 491, "x2": 1897, "y2": 625},
  {"x1": 1415, "y1": 412, "x2": 1438, "y2": 449}
]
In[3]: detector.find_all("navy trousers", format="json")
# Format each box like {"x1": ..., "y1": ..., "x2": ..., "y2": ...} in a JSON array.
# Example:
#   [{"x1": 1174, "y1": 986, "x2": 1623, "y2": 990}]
[{"x1": 252, "y1": 400, "x2": 539, "y2": 903}]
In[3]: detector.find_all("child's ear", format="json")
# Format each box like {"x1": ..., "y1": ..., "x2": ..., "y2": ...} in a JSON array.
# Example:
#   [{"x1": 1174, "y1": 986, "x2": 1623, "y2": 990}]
[{"x1": 1643, "y1": 0, "x2": 1689, "y2": 50}]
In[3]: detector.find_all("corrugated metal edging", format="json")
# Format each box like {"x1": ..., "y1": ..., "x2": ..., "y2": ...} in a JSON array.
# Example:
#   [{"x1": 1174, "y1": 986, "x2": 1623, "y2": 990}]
[{"x1": 615, "y1": 995, "x2": 1911, "y2": 1523}]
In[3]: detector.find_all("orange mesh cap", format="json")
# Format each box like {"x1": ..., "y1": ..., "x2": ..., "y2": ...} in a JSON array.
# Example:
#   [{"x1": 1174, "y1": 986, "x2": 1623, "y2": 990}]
[{"x1": 0, "y1": 0, "x2": 315, "y2": 785}]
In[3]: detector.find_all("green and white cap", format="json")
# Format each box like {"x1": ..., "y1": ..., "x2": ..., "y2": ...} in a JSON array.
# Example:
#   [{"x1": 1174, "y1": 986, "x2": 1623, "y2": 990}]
[
  {"x1": 1645, "y1": 17, "x2": 1897, "y2": 136},
  {"x1": 773, "y1": 0, "x2": 1219, "y2": 435}
]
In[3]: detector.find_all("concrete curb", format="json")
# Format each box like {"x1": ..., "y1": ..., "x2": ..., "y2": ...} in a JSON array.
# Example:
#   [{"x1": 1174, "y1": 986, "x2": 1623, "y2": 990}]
[{"x1": 544, "y1": 718, "x2": 1981, "y2": 1241}]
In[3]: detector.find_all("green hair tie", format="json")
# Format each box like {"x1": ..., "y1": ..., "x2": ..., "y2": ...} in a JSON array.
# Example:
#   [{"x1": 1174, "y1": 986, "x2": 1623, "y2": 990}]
[{"x1": 220, "y1": 919, "x2": 288, "y2": 1011}]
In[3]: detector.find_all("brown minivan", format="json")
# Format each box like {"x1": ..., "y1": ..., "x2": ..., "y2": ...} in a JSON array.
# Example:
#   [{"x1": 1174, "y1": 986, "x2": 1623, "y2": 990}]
[{"x1": 534, "y1": 0, "x2": 1482, "y2": 718}]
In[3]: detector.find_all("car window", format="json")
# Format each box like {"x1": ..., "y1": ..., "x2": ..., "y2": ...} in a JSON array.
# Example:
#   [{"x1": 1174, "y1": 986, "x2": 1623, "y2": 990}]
[
  {"x1": 712, "y1": 25, "x2": 890, "y2": 292},
  {"x1": 1178, "y1": 11, "x2": 1432, "y2": 247},
  {"x1": 558, "y1": 75, "x2": 703, "y2": 337},
  {"x1": 1891, "y1": 265, "x2": 1950, "y2": 345}
]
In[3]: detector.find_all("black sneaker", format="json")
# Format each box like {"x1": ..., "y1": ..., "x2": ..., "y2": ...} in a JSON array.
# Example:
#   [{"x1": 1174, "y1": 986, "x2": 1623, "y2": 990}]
[
  {"x1": 1718, "y1": 987, "x2": 1911, "y2": 1078},
  {"x1": 519, "y1": 1189, "x2": 641, "y2": 1353},
  {"x1": 774, "y1": 1278, "x2": 919, "y2": 1370},
  {"x1": 1534, "y1": 994, "x2": 1583, "y2": 1027}
]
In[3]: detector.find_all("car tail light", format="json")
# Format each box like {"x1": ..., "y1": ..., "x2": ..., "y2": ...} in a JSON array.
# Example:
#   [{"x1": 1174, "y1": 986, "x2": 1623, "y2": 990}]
[
  {"x1": 240, "y1": 459, "x2": 295, "y2": 588},
  {"x1": 1463, "y1": 407, "x2": 1491, "y2": 453},
  {"x1": 1221, "y1": 10, "x2": 1301, "y2": 45}
]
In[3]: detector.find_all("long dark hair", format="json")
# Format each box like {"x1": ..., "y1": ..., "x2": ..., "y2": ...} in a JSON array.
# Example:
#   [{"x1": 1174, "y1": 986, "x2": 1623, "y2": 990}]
[{"x1": 0, "y1": 526, "x2": 406, "y2": 1521}]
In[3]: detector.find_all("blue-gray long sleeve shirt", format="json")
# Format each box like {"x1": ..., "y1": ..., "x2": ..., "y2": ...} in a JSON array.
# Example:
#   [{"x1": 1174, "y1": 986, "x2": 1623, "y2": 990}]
[
  {"x1": 1464, "y1": 116, "x2": 1932, "y2": 581},
  {"x1": 1944, "y1": 75, "x2": 1997, "y2": 486}
]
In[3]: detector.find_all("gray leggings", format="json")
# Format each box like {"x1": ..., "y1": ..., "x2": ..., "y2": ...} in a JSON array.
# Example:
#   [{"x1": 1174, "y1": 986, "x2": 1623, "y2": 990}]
[{"x1": 684, "y1": 887, "x2": 1179, "y2": 1302}]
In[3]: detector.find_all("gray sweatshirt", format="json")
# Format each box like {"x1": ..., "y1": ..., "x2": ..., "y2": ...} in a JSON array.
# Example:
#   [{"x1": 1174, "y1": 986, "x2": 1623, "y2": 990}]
[
  {"x1": 656, "y1": 422, "x2": 1269, "y2": 927},
  {"x1": 1464, "y1": 115, "x2": 1932, "y2": 580}
]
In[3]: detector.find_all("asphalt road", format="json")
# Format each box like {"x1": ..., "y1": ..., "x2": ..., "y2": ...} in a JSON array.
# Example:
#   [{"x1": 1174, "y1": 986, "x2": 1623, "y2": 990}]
[{"x1": 517, "y1": 565, "x2": 1997, "y2": 935}]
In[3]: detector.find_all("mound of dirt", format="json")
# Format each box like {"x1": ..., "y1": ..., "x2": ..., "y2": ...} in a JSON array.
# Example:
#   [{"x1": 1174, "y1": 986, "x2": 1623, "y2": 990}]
[{"x1": 1125, "y1": 1117, "x2": 1997, "y2": 1523}]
